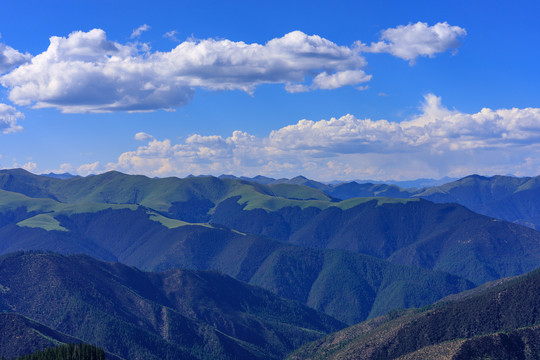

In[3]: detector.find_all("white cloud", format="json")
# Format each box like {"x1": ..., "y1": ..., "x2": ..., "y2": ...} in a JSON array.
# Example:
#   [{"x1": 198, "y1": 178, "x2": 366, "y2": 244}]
[
  {"x1": 360, "y1": 22, "x2": 466, "y2": 64},
  {"x1": 41, "y1": 163, "x2": 78, "y2": 175},
  {"x1": 130, "y1": 24, "x2": 150, "y2": 39},
  {"x1": 0, "y1": 103, "x2": 24, "y2": 133},
  {"x1": 46, "y1": 163, "x2": 75, "y2": 174},
  {"x1": 97, "y1": 95, "x2": 540, "y2": 180},
  {"x1": 1, "y1": 29, "x2": 193, "y2": 113},
  {"x1": 0, "y1": 29, "x2": 366, "y2": 113},
  {"x1": 312, "y1": 70, "x2": 372, "y2": 90},
  {"x1": 284, "y1": 83, "x2": 310, "y2": 93},
  {"x1": 0, "y1": 25, "x2": 467, "y2": 113},
  {"x1": 401, "y1": 94, "x2": 540, "y2": 149},
  {"x1": 134, "y1": 132, "x2": 154, "y2": 141},
  {"x1": 21, "y1": 161, "x2": 37, "y2": 172},
  {"x1": 163, "y1": 30, "x2": 179, "y2": 42},
  {"x1": 0, "y1": 37, "x2": 31, "y2": 74},
  {"x1": 77, "y1": 161, "x2": 99, "y2": 176}
]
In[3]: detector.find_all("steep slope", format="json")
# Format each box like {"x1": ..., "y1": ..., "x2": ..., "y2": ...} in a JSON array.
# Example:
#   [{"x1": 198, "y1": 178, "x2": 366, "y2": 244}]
[
  {"x1": 0, "y1": 252, "x2": 343, "y2": 360},
  {"x1": 0, "y1": 313, "x2": 102, "y2": 360},
  {"x1": 396, "y1": 325, "x2": 540, "y2": 360},
  {"x1": 0, "y1": 207, "x2": 473, "y2": 325},
  {"x1": 288, "y1": 267, "x2": 540, "y2": 360}
]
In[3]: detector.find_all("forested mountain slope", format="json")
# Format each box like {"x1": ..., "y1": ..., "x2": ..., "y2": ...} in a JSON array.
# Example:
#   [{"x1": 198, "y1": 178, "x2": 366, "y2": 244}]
[
  {"x1": 289, "y1": 267, "x2": 540, "y2": 360},
  {"x1": 0, "y1": 205, "x2": 473, "y2": 325},
  {"x1": 212, "y1": 196, "x2": 540, "y2": 284},
  {"x1": 0, "y1": 313, "x2": 108, "y2": 360},
  {"x1": 0, "y1": 252, "x2": 343, "y2": 360}
]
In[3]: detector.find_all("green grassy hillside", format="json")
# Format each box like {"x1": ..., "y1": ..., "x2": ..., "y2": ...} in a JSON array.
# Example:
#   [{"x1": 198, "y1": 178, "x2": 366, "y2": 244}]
[
  {"x1": 0, "y1": 169, "x2": 414, "y2": 219},
  {"x1": 0, "y1": 169, "x2": 338, "y2": 215}
]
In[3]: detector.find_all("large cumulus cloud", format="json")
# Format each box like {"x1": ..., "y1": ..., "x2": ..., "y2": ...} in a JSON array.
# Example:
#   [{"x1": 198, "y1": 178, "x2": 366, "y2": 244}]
[
  {"x1": 0, "y1": 29, "x2": 366, "y2": 113},
  {"x1": 0, "y1": 29, "x2": 194, "y2": 112},
  {"x1": 0, "y1": 23, "x2": 465, "y2": 113},
  {"x1": 99, "y1": 95, "x2": 540, "y2": 180}
]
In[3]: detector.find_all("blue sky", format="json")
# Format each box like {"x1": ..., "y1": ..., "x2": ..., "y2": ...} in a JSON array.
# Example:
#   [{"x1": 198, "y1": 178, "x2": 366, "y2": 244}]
[{"x1": 0, "y1": 0, "x2": 539, "y2": 180}]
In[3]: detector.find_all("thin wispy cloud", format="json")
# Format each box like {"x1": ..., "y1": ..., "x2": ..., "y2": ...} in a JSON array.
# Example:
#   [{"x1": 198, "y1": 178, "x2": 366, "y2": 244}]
[
  {"x1": 130, "y1": 24, "x2": 150, "y2": 39},
  {"x1": 163, "y1": 30, "x2": 179, "y2": 42}
]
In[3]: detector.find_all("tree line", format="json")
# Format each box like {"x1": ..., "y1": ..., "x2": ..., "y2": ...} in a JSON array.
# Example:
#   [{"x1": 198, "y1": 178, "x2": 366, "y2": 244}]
[{"x1": 2, "y1": 343, "x2": 105, "y2": 360}]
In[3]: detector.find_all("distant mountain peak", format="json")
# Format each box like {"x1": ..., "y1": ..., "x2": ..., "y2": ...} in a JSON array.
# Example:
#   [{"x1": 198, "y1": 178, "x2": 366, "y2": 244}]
[{"x1": 40, "y1": 172, "x2": 79, "y2": 180}]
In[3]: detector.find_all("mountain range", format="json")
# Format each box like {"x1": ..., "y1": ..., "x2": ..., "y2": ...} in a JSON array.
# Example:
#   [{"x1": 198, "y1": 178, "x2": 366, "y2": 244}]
[
  {"x1": 258, "y1": 172, "x2": 540, "y2": 231},
  {"x1": 2, "y1": 168, "x2": 540, "y2": 358},
  {"x1": 0, "y1": 176, "x2": 475, "y2": 325},
  {"x1": 218, "y1": 174, "x2": 457, "y2": 190}
]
